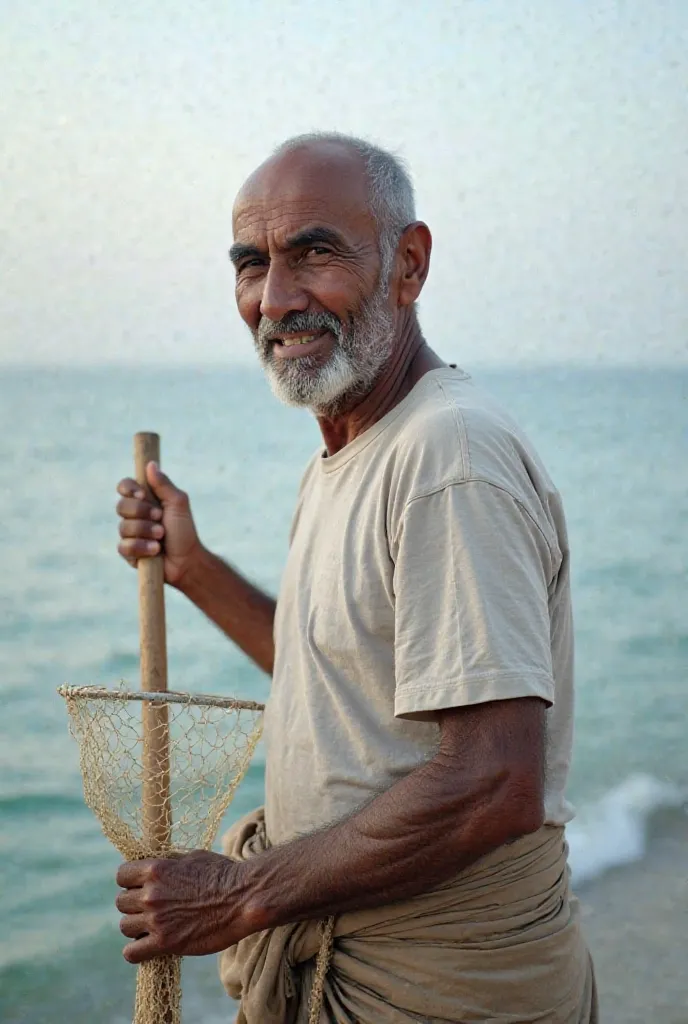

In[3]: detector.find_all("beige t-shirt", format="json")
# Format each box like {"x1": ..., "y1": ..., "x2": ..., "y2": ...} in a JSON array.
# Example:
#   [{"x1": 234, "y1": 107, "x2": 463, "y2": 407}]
[{"x1": 264, "y1": 368, "x2": 575, "y2": 845}]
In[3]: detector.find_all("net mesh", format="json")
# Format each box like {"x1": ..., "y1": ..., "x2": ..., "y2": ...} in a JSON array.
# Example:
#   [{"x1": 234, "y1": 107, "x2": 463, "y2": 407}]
[{"x1": 58, "y1": 683, "x2": 264, "y2": 1024}]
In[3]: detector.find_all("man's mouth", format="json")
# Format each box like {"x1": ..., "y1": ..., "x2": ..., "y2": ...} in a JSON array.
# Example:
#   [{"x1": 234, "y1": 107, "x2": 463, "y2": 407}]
[
  {"x1": 269, "y1": 329, "x2": 335, "y2": 360},
  {"x1": 277, "y1": 333, "x2": 321, "y2": 348}
]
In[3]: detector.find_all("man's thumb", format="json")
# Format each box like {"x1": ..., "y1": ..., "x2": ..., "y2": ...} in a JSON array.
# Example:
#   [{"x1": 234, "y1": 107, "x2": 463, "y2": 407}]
[{"x1": 146, "y1": 461, "x2": 186, "y2": 506}]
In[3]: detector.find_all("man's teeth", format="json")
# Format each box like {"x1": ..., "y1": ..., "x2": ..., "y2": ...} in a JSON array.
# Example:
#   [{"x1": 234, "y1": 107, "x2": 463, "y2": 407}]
[{"x1": 281, "y1": 334, "x2": 318, "y2": 347}]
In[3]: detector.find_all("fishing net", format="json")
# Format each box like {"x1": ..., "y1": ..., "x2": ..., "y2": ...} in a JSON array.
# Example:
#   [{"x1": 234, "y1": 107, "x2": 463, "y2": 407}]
[{"x1": 58, "y1": 684, "x2": 264, "y2": 1024}]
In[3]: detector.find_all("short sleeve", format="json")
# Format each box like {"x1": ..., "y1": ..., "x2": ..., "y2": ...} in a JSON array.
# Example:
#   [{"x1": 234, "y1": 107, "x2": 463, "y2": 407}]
[{"x1": 393, "y1": 480, "x2": 556, "y2": 720}]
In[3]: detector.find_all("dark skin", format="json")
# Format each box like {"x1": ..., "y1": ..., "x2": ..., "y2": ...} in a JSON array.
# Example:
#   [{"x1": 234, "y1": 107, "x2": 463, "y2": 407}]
[{"x1": 115, "y1": 140, "x2": 547, "y2": 963}]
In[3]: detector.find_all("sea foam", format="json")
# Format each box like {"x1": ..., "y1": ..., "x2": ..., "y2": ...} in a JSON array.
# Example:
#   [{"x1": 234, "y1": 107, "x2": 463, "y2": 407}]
[{"x1": 566, "y1": 772, "x2": 686, "y2": 887}]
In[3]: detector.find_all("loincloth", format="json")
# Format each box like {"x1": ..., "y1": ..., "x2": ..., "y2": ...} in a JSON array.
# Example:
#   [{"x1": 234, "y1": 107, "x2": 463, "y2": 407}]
[{"x1": 219, "y1": 809, "x2": 597, "y2": 1024}]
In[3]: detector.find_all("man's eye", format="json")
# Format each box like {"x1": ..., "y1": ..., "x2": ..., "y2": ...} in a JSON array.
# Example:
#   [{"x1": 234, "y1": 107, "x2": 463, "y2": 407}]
[
  {"x1": 238, "y1": 258, "x2": 266, "y2": 272},
  {"x1": 304, "y1": 247, "x2": 331, "y2": 258}
]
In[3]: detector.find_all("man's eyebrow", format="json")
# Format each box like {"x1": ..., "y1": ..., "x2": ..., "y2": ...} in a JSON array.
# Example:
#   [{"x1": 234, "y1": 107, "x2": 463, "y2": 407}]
[
  {"x1": 283, "y1": 226, "x2": 348, "y2": 250},
  {"x1": 228, "y1": 242, "x2": 265, "y2": 266}
]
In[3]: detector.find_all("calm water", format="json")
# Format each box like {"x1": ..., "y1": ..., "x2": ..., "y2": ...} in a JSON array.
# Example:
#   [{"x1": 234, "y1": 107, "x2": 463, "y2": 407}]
[{"x1": 1, "y1": 365, "x2": 686, "y2": 1023}]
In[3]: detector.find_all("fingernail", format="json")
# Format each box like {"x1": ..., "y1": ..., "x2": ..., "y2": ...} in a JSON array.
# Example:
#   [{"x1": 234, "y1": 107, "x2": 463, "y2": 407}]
[
  {"x1": 151, "y1": 525, "x2": 164, "y2": 539},
  {"x1": 146, "y1": 541, "x2": 159, "y2": 554},
  {"x1": 135, "y1": 490, "x2": 145, "y2": 500},
  {"x1": 150, "y1": 507, "x2": 163, "y2": 521}
]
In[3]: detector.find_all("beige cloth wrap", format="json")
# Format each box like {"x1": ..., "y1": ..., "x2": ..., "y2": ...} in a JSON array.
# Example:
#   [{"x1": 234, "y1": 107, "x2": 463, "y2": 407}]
[{"x1": 219, "y1": 808, "x2": 598, "y2": 1024}]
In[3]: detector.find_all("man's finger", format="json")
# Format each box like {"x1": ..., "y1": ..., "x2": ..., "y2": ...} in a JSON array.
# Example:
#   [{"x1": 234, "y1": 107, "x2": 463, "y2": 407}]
[
  {"x1": 116, "y1": 859, "x2": 154, "y2": 888},
  {"x1": 117, "y1": 478, "x2": 146, "y2": 500},
  {"x1": 118, "y1": 539, "x2": 161, "y2": 560},
  {"x1": 123, "y1": 933, "x2": 161, "y2": 964},
  {"x1": 146, "y1": 462, "x2": 187, "y2": 507},
  {"x1": 116, "y1": 497, "x2": 163, "y2": 521},
  {"x1": 115, "y1": 888, "x2": 144, "y2": 914},
  {"x1": 119, "y1": 518, "x2": 165, "y2": 541},
  {"x1": 119, "y1": 913, "x2": 148, "y2": 939}
]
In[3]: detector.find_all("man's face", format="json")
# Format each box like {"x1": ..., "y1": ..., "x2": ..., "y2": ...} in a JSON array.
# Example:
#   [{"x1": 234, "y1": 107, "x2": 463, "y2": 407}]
[{"x1": 230, "y1": 146, "x2": 396, "y2": 414}]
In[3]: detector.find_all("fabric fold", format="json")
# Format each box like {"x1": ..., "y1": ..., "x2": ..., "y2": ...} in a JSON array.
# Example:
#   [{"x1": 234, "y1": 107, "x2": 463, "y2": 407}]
[{"x1": 219, "y1": 808, "x2": 597, "y2": 1024}]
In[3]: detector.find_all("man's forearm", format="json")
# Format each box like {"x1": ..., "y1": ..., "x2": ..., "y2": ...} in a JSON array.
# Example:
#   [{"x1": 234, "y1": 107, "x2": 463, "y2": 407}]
[
  {"x1": 115, "y1": 701, "x2": 545, "y2": 962},
  {"x1": 177, "y1": 546, "x2": 276, "y2": 675},
  {"x1": 241, "y1": 751, "x2": 540, "y2": 932}
]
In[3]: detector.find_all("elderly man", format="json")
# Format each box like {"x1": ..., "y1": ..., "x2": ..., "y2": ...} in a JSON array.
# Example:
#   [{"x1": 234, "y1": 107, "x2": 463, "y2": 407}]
[{"x1": 114, "y1": 133, "x2": 597, "y2": 1023}]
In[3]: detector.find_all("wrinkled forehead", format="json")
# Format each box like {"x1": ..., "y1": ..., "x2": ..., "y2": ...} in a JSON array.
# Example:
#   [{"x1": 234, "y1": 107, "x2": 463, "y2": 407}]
[{"x1": 232, "y1": 145, "x2": 378, "y2": 248}]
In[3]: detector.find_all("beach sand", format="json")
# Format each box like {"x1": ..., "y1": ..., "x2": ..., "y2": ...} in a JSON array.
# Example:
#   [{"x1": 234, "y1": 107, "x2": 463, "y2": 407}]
[{"x1": 579, "y1": 812, "x2": 688, "y2": 1024}]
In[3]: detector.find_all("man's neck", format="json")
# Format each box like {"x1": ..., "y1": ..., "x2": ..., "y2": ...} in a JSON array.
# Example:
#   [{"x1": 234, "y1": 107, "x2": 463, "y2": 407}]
[{"x1": 316, "y1": 317, "x2": 446, "y2": 456}]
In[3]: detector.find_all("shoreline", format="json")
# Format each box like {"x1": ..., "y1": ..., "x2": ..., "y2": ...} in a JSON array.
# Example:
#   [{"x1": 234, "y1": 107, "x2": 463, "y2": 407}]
[{"x1": 578, "y1": 812, "x2": 688, "y2": 1024}]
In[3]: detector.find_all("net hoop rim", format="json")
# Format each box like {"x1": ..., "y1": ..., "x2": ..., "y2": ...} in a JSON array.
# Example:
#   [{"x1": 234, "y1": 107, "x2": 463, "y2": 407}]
[{"x1": 57, "y1": 684, "x2": 265, "y2": 712}]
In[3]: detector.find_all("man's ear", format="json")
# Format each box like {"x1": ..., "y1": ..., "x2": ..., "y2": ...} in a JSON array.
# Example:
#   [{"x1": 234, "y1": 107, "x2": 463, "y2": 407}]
[{"x1": 396, "y1": 222, "x2": 432, "y2": 308}]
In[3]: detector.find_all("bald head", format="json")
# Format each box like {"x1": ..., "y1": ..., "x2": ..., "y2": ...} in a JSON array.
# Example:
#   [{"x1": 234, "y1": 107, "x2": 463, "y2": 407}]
[{"x1": 240, "y1": 137, "x2": 368, "y2": 196}]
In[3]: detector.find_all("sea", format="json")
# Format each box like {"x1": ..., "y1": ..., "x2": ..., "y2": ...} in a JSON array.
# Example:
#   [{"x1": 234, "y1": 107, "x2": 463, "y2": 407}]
[{"x1": 0, "y1": 364, "x2": 686, "y2": 1023}]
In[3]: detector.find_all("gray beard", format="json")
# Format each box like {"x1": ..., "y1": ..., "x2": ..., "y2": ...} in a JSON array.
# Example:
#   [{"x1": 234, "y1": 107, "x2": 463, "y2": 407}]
[{"x1": 252, "y1": 285, "x2": 395, "y2": 417}]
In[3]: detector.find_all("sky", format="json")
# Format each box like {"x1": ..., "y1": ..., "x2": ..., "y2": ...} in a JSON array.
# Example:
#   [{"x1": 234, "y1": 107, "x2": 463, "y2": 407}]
[{"x1": 1, "y1": 0, "x2": 687, "y2": 367}]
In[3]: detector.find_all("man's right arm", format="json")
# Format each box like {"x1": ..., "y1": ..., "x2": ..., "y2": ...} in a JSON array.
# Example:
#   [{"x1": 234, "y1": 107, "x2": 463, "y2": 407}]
[
  {"x1": 116, "y1": 461, "x2": 275, "y2": 676},
  {"x1": 176, "y1": 547, "x2": 276, "y2": 675}
]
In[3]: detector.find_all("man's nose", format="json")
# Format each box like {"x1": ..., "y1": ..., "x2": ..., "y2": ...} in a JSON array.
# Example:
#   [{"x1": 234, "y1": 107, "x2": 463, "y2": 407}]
[{"x1": 259, "y1": 262, "x2": 309, "y2": 323}]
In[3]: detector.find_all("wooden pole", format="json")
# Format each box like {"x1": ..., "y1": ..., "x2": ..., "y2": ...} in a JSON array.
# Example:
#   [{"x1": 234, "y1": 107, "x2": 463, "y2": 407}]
[{"x1": 134, "y1": 432, "x2": 172, "y2": 853}]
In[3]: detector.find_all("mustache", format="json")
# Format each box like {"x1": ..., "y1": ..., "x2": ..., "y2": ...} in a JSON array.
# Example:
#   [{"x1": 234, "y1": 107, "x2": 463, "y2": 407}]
[{"x1": 257, "y1": 311, "x2": 342, "y2": 346}]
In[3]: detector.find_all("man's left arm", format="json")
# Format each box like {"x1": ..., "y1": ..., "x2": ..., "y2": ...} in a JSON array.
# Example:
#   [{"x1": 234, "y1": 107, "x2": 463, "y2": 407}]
[
  {"x1": 116, "y1": 696, "x2": 545, "y2": 961},
  {"x1": 241, "y1": 694, "x2": 547, "y2": 919}
]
